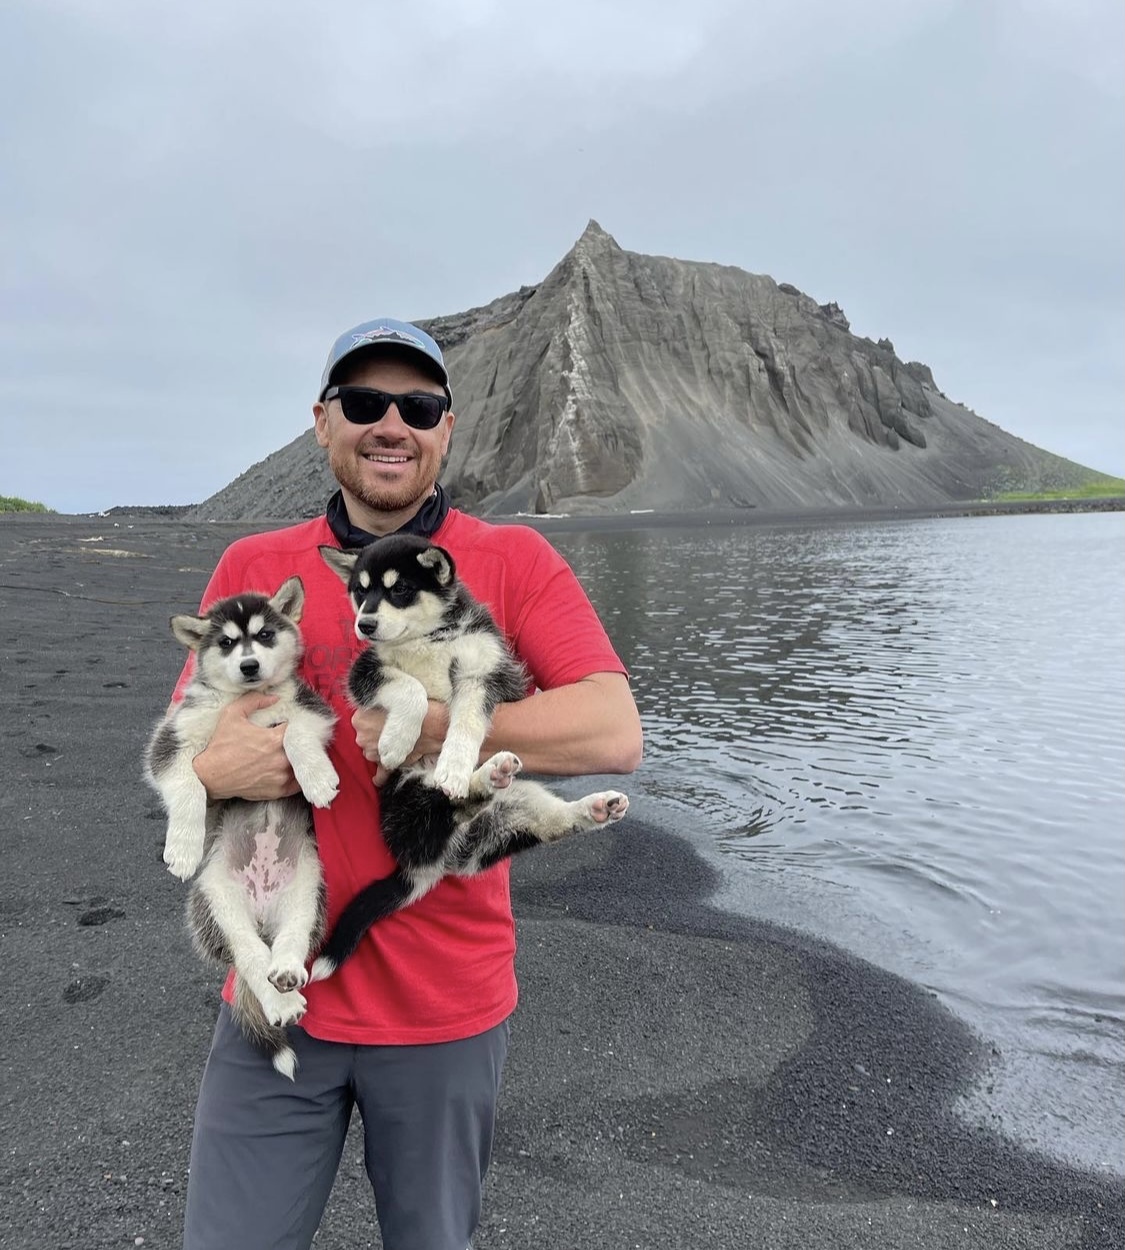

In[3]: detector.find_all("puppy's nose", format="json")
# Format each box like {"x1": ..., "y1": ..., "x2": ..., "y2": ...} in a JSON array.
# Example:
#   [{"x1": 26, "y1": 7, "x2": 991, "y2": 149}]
[
  {"x1": 240, "y1": 658, "x2": 261, "y2": 677},
  {"x1": 357, "y1": 620, "x2": 378, "y2": 639}
]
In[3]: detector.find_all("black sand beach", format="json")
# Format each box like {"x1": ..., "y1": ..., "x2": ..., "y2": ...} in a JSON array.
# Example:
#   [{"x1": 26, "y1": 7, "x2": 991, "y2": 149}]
[{"x1": 1, "y1": 513, "x2": 1121, "y2": 1249}]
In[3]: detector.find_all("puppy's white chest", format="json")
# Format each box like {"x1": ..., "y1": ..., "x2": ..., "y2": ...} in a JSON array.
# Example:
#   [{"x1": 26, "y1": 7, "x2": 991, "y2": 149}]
[{"x1": 390, "y1": 639, "x2": 456, "y2": 700}]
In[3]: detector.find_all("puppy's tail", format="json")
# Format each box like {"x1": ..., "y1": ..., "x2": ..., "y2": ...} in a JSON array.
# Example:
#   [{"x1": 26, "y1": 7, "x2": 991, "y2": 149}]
[
  {"x1": 309, "y1": 868, "x2": 415, "y2": 983},
  {"x1": 231, "y1": 976, "x2": 299, "y2": 1081}
]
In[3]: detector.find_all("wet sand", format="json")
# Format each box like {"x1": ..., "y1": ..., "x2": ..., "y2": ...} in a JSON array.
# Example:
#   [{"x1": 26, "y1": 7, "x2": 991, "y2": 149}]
[{"x1": 1, "y1": 513, "x2": 1121, "y2": 1249}]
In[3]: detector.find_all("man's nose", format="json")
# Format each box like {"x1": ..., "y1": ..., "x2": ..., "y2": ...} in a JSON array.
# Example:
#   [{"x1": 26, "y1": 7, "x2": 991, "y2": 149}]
[{"x1": 375, "y1": 402, "x2": 410, "y2": 436}]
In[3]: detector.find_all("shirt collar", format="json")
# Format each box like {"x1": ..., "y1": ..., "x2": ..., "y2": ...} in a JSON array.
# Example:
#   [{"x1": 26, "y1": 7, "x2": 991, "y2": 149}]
[{"x1": 324, "y1": 484, "x2": 450, "y2": 550}]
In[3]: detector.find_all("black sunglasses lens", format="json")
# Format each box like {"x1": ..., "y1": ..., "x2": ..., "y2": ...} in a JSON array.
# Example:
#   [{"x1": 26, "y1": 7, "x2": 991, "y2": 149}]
[
  {"x1": 398, "y1": 395, "x2": 445, "y2": 429},
  {"x1": 339, "y1": 390, "x2": 391, "y2": 425},
  {"x1": 338, "y1": 389, "x2": 445, "y2": 429}
]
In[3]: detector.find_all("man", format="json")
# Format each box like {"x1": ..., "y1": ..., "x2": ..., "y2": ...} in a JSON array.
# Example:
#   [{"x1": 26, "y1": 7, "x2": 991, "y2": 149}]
[{"x1": 179, "y1": 318, "x2": 643, "y2": 1250}]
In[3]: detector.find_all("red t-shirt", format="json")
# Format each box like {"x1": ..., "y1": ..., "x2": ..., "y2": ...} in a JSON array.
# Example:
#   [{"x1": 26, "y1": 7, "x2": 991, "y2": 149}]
[{"x1": 179, "y1": 508, "x2": 627, "y2": 1045}]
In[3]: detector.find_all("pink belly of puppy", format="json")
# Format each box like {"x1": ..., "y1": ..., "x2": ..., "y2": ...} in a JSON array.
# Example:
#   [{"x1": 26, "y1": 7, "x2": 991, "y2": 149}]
[{"x1": 233, "y1": 828, "x2": 297, "y2": 919}]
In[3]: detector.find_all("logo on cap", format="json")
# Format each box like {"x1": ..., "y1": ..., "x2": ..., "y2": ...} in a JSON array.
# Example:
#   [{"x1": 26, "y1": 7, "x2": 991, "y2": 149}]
[{"x1": 351, "y1": 327, "x2": 426, "y2": 351}]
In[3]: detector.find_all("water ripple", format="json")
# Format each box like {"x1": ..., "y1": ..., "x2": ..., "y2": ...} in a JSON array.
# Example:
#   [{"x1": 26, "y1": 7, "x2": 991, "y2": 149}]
[{"x1": 554, "y1": 514, "x2": 1125, "y2": 1167}]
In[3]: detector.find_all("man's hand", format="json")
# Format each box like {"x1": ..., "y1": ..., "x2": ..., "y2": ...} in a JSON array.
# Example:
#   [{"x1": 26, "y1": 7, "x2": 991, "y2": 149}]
[
  {"x1": 353, "y1": 702, "x2": 450, "y2": 786},
  {"x1": 192, "y1": 693, "x2": 301, "y2": 801}
]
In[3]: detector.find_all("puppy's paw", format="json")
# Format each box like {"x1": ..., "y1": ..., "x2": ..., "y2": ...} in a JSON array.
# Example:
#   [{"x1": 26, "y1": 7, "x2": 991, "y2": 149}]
[
  {"x1": 377, "y1": 724, "x2": 417, "y2": 773},
  {"x1": 433, "y1": 741, "x2": 479, "y2": 799},
  {"x1": 299, "y1": 764, "x2": 340, "y2": 809},
  {"x1": 433, "y1": 758, "x2": 472, "y2": 800},
  {"x1": 268, "y1": 958, "x2": 309, "y2": 994},
  {"x1": 262, "y1": 987, "x2": 307, "y2": 1028},
  {"x1": 485, "y1": 751, "x2": 522, "y2": 789},
  {"x1": 162, "y1": 829, "x2": 204, "y2": 881},
  {"x1": 582, "y1": 791, "x2": 629, "y2": 826}
]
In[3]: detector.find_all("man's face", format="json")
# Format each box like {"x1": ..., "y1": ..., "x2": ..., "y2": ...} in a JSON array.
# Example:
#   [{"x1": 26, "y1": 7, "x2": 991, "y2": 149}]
[{"x1": 313, "y1": 354, "x2": 454, "y2": 531}]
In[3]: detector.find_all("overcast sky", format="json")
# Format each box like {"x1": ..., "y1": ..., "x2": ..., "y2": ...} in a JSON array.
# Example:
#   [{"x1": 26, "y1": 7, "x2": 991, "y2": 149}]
[{"x1": 2, "y1": 0, "x2": 1122, "y2": 513}]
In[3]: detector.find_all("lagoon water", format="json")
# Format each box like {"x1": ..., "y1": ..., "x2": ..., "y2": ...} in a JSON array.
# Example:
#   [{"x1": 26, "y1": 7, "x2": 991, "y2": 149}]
[{"x1": 550, "y1": 511, "x2": 1125, "y2": 1176}]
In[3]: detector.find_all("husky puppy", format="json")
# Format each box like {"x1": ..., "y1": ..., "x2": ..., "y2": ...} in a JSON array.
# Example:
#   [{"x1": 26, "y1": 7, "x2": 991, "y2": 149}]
[
  {"x1": 144, "y1": 577, "x2": 338, "y2": 1078},
  {"x1": 312, "y1": 536, "x2": 628, "y2": 981}
]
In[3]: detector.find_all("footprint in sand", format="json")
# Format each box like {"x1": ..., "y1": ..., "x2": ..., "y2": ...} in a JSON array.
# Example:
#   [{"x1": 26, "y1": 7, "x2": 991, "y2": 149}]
[{"x1": 63, "y1": 975, "x2": 109, "y2": 1003}]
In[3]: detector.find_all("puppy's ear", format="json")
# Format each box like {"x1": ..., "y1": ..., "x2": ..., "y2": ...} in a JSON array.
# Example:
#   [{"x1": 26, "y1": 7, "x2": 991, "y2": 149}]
[
  {"x1": 270, "y1": 576, "x2": 305, "y2": 623},
  {"x1": 417, "y1": 544, "x2": 455, "y2": 587},
  {"x1": 170, "y1": 613, "x2": 209, "y2": 652},
  {"x1": 320, "y1": 545, "x2": 358, "y2": 584}
]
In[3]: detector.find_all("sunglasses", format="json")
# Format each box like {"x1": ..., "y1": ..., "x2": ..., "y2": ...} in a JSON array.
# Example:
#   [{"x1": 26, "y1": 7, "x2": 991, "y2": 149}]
[{"x1": 323, "y1": 385, "x2": 450, "y2": 430}]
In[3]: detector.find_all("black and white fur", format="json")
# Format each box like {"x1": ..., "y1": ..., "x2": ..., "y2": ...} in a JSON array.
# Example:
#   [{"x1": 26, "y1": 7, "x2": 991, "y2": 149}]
[
  {"x1": 143, "y1": 577, "x2": 338, "y2": 1078},
  {"x1": 311, "y1": 536, "x2": 628, "y2": 981}
]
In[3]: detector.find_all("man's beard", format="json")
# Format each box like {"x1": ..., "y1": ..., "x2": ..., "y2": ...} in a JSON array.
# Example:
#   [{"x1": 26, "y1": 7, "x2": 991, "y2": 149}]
[{"x1": 329, "y1": 446, "x2": 438, "y2": 515}]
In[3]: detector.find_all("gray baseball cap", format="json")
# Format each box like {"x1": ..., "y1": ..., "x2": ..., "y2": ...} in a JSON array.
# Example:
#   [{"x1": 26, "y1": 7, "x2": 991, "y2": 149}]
[{"x1": 318, "y1": 318, "x2": 451, "y2": 404}]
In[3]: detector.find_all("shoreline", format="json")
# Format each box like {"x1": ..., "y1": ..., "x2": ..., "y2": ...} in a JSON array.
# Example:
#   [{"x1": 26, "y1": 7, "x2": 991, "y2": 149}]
[
  {"x1": 499, "y1": 495, "x2": 1125, "y2": 534},
  {"x1": 1, "y1": 516, "x2": 1122, "y2": 1247},
  {"x1": 3, "y1": 493, "x2": 1123, "y2": 534}
]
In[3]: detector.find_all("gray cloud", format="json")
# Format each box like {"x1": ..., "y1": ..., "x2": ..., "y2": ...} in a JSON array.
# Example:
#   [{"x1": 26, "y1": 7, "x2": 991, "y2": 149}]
[{"x1": 1, "y1": 0, "x2": 1121, "y2": 511}]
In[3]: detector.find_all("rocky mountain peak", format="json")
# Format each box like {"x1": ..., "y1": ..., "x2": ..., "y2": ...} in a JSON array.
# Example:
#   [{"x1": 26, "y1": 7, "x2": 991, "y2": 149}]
[
  {"x1": 186, "y1": 227, "x2": 1103, "y2": 521},
  {"x1": 577, "y1": 217, "x2": 616, "y2": 246},
  {"x1": 554, "y1": 219, "x2": 626, "y2": 292}
]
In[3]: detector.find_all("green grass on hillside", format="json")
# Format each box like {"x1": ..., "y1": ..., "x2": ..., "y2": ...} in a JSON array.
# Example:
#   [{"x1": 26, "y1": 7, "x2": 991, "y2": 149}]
[
  {"x1": 0, "y1": 495, "x2": 52, "y2": 513},
  {"x1": 991, "y1": 478, "x2": 1125, "y2": 503}
]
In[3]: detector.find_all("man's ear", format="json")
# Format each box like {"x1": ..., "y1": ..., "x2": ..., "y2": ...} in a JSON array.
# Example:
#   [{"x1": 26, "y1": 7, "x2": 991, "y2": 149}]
[{"x1": 313, "y1": 402, "x2": 330, "y2": 448}]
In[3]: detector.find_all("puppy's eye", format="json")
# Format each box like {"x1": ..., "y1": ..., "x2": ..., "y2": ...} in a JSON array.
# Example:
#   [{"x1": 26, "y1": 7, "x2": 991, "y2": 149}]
[
  {"x1": 387, "y1": 584, "x2": 412, "y2": 607},
  {"x1": 257, "y1": 629, "x2": 275, "y2": 643},
  {"x1": 218, "y1": 637, "x2": 237, "y2": 651}
]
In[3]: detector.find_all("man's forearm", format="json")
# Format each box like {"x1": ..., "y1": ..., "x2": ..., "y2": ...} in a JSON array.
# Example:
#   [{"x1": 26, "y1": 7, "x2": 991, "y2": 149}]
[{"x1": 482, "y1": 672, "x2": 643, "y2": 776}]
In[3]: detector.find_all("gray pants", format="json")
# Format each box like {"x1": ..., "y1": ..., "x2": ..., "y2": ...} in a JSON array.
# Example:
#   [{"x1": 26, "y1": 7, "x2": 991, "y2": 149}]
[{"x1": 183, "y1": 1005, "x2": 510, "y2": 1250}]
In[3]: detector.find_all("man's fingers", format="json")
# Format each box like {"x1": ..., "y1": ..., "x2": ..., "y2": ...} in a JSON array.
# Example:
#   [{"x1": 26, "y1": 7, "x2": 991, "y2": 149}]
[
  {"x1": 234, "y1": 692, "x2": 280, "y2": 717},
  {"x1": 353, "y1": 707, "x2": 386, "y2": 760}
]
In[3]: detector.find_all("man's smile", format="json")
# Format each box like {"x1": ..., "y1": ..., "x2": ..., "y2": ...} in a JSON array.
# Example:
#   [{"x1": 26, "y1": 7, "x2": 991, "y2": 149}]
[{"x1": 362, "y1": 450, "x2": 412, "y2": 464}]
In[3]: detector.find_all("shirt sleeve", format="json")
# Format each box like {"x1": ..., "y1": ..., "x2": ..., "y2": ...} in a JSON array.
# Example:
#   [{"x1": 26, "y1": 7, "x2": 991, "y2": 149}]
[{"x1": 502, "y1": 531, "x2": 627, "y2": 691}]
